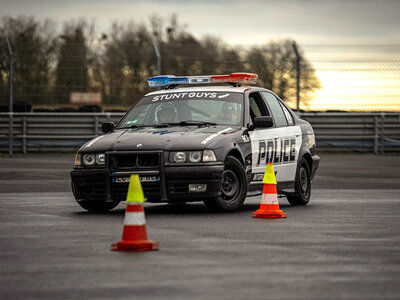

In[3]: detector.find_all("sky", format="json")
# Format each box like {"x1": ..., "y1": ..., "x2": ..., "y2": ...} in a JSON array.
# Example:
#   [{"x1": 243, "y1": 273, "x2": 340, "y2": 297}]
[
  {"x1": 1, "y1": 0, "x2": 399, "y2": 44},
  {"x1": 1, "y1": 0, "x2": 400, "y2": 111}
]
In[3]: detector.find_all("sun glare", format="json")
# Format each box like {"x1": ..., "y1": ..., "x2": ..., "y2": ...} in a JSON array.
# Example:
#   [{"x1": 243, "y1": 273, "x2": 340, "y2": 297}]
[{"x1": 310, "y1": 70, "x2": 400, "y2": 112}]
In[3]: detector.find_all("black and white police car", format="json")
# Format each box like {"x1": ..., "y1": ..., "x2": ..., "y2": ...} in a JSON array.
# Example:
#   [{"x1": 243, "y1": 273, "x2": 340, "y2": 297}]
[{"x1": 71, "y1": 73, "x2": 320, "y2": 212}]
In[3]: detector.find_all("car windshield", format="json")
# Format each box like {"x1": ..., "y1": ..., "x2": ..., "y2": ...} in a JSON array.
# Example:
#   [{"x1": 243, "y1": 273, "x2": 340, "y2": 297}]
[{"x1": 116, "y1": 91, "x2": 244, "y2": 129}]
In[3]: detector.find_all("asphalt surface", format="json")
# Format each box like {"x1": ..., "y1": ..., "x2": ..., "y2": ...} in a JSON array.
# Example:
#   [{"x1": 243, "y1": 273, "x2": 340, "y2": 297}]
[{"x1": 0, "y1": 153, "x2": 399, "y2": 299}]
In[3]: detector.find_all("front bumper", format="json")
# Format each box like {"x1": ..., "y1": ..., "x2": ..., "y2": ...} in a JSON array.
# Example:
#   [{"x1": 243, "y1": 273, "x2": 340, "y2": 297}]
[
  {"x1": 310, "y1": 154, "x2": 320, "y2": 181},
  {"x1": 71, "y1": 163, "x2": 224, "y2": 203}
]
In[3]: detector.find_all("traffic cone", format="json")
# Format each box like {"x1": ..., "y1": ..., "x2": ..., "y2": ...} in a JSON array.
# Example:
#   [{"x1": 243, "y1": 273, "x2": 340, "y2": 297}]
[
  {"x1": 111, "y1": 174, "x2": 159, "y2": 252},
  {"x1": 252, "y1": 162, "x2": 287, "y2": 219}
]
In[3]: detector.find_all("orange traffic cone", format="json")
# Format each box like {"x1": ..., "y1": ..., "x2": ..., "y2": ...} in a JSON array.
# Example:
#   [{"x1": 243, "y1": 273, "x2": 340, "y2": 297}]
[
  {"x1": 111, "y1": 174, "x2": 159, "y2": 252},
  {"x1": 252, "y1": 162, "x2": 287, "y2": 219}
]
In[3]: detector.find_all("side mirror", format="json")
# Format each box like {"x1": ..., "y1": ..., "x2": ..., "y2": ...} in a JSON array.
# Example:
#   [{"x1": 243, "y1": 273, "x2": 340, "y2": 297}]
[
  {"x1": 102, "y1": 122, "x2": 115, "y2": 134},
  {"x1": 254, "y1": 116, "x2": 274, "y2": 128}
]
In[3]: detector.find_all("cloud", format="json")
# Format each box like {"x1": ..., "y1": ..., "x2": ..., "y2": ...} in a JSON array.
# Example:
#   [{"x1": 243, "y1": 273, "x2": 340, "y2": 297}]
[{"x1": 1, "y1": 0, "x2": 399, "y2": 44}]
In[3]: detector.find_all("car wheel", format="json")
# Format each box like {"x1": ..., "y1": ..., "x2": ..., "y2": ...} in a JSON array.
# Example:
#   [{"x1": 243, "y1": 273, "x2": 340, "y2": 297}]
[
  {"x1": 203, "y1": 156, "x2": 247, "y2": 212},
  {"x1": 77, "y1": 200, "x2": 120, "y2": 212},
  {"x1": 286, "y1": 158, "x2": 311, "y2": 206}
]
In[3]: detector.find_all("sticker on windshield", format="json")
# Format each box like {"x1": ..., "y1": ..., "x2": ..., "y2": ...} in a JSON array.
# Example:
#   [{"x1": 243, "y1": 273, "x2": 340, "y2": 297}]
[
  {"x1": 218, "y1": 93, "x2": 230, "y2": 98},
  {"x1": 152, "y1": 92, "x2": 219, "y2": 102}
]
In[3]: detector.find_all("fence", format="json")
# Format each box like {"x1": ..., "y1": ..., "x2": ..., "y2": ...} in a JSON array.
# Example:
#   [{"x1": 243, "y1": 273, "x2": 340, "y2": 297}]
[
  {"x1": 300, "y1": 44, "x2": 400, "y2": 112},
  {"x1": 1, "y1": 112, "x2": 399, "y2": 154},
  {"x1": 1, "y1": 40, "x2": 400, "y2": 113}
]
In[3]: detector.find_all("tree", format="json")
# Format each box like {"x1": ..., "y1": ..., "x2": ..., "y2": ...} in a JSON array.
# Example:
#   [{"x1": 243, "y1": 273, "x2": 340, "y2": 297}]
[
  {"x1": 100, "y1": 21, "x2": 154, "y2": 107},
  {"x1": 0, "y1": 16, "x2": 57, "y2": 108},
  {"x1": 152, "y1": 14, "x2": 243, "y2": 77},
  {"x1": 245, "y1": 39, "x2": 320, "y2": 109},
  {"x1": 55, "y1": 20, "x2": 91, "y2": 104}
]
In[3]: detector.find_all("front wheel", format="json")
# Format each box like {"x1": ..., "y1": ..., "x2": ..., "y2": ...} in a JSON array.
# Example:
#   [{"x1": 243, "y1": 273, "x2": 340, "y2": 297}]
[
  {"x1": 286, "y1": 158, "x2": 311, "y2": 206},
  {"x1": 76, "y1": 200, "x2": 120, "y2": 212},
  {"x1": 203, "y1": 156, "x2": 247, "y2": 212}
]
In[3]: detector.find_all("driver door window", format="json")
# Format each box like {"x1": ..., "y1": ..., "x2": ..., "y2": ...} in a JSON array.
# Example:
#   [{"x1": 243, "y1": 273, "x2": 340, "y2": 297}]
[{"x1": 249, "y1": 92, "x2": 270, "y2": 124}]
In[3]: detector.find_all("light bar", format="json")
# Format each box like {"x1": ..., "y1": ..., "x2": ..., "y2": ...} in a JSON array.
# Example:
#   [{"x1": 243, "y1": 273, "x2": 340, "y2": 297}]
[{"x1": 148, "y1": 73, "x2": 258, "y2": 88}]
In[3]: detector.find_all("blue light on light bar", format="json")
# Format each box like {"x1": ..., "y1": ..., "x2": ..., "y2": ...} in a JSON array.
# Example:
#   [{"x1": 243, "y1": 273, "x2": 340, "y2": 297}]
[{"x1": 148, "y1": 75, "x2": 187, "y2": 87}]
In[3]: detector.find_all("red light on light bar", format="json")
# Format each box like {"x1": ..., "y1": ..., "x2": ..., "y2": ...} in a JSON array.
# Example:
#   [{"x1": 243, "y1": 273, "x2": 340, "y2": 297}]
[{"x1": 211, "y1": 73, "x2": 258, "y2": 84}]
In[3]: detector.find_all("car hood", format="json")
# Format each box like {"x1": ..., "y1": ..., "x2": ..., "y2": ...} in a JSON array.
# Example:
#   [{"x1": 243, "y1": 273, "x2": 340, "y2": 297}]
[{"x1": 79, "y1": 126, "x2": 239, "y2": 152}]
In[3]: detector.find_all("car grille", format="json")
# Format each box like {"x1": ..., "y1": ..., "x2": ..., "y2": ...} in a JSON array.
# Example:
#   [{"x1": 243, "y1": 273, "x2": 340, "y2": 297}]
[
  {"x1": 108, "y1": 151, "x2": 163, "y2": 201},
  {"x1": 112, "y1": 153, "x2": 159, "y2": 169}
]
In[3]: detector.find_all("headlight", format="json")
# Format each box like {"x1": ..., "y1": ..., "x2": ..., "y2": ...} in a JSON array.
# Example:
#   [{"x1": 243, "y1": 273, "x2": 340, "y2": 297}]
[
  {"x1": 83, "y1": 154, "x2": 96, "y2": 166},
  {"x1": 169, "y1": 150, "x2": 217, "y2": 163},
  {"x1": 74, "y1": 154, "x2": 81, "y2": 166},
  {"x1": 80, "y1": 153, "x2": 105, "y2": 166},
  {"x1": 189, "y1": 151, "x2": 202, "y2": 163},
  {"x1": 202, "y1": 150, "x2": 217, "y2": 162},
  {"x1": 173, "y1": 152, "x2": 186, "y2": 163},
  {"x1": 96, "y1": 154, "x2": 105, "y2": 165}
]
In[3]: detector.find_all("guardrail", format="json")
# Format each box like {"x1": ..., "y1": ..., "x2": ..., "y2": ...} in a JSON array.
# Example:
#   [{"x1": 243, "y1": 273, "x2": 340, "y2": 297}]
[
  {"x1": 0, "y1": 112, "x2": 124, "y2": 153},
  {"x1": 299, "y1": 112, "x2": 400, "y2": 154},
  {"x1": 0, "y1": 112, "x2": 399, "y2": 154}
]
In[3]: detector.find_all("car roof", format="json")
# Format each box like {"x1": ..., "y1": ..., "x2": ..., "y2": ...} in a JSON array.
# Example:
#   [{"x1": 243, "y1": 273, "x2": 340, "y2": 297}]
[{"x1": 145, "y1": 85, "x2": 255, "y2": 96}]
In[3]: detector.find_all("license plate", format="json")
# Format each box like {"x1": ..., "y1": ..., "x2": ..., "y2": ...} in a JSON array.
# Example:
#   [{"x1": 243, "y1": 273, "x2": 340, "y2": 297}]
[{"x1": 114, "y1": 176, "x2": 160, "y2": 183}]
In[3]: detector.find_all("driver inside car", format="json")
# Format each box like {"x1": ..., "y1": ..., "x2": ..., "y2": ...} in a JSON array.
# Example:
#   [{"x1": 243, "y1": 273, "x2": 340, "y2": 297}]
[
  {"x1": 157, "y1": 105, "x2": 177, "y2": 124},
  {"x1": 222, "y1": 102, "x2": 240, "y2": 124}
]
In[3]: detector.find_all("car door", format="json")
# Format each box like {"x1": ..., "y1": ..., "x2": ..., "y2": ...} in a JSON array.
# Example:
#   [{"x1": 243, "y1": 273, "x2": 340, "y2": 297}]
[
  {"x1": 248, "y1": 91, "x2": 301, "y2": 184},
  {"x1": 260, "y1": 91, "x2": 301, "y2": 183}
]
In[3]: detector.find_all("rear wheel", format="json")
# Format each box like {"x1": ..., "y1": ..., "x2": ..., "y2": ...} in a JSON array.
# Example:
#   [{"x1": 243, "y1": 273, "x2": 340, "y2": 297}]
[
  {"x1": 286, "y1": 158, "x2": 311, "y2": 206},
  {"x1": 203, "y1": 156, "x2": 247, "y2": 212},
  {"x1": 77, "y1": 201, "x2": 120, "y2": 212}
]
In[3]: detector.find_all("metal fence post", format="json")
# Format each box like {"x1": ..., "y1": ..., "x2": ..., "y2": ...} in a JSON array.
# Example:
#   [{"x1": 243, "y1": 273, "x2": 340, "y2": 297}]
[
  {"x1": 380, "y1": 113, "x2": 385, "y2": 155},
  {"x1": 22, "y1": 116, "x2": 27, "y2": 154},
  {"x1": 292, "y1": 41, "x2": 301, "y2": 111},
  {"x1": 94, "y1": 114, "x2": 98, "y2": 136},
  {"x1": 374, "y1": 114, "x2": 385, "y2": 155},
  {"x1": 374, "y1": 115, "x2": 379, "y2": 155},
  {"x1": 5, "y1": 37, "x2": 14, "y2": 157}
]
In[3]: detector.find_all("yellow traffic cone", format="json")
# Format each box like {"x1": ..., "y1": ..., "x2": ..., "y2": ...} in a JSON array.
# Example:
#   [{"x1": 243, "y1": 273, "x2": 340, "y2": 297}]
[
  {"x1": 111, "y1": 174, "x2": 159, "y2": 252},
  {"x1": 253, "y1": 162, "x2": 287, "y2": 219}
]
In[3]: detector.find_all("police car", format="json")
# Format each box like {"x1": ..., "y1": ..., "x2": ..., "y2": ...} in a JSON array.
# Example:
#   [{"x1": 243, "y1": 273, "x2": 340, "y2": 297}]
[{"x1": 71, "y1": 73, "x2": 320, "y2": 212}]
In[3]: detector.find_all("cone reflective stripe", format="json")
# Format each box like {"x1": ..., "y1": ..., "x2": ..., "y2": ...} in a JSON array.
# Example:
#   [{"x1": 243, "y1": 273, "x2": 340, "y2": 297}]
[
  {"x1": 124, "y1": 206, "x2": 146, "y2": 226},
  {"x1": 122, "y1": 204, "x2": 147, "y2": 241},
  {"x1": 253, "y1": 163, "x2": 287, "y2": 219},
  {"x1": 111, "y1": 174, "x2": 159, "y2": 252}
]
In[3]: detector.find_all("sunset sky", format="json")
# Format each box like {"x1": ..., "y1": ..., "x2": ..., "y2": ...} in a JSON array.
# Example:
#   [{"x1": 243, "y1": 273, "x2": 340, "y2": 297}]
[{"x1": 1, "y1": 0, "x2": 399, "y2": 111}]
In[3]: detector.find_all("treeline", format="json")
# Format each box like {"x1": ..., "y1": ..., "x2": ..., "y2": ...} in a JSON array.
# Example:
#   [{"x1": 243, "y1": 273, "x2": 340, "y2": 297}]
[{"x1": 0, "y1": 15, "x2": 320, "y2": 110}]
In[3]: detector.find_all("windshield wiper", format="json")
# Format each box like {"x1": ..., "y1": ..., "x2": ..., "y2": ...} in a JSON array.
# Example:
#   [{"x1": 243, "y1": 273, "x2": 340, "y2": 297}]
[{"x1": 165, "y1": 120, "x2": 217, "y2": 127}]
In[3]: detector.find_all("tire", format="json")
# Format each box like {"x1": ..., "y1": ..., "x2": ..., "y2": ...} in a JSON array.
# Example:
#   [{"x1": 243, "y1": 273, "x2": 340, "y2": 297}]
[
  {"x1": 286, "y1": 157, "x2": 311, "y2": 206},
  {"x1": 203, "y1": 156, "x2": 247, "y2": 212},
  {"x1": 77, "y1": 200, "x2": 120, "y2": 212}
]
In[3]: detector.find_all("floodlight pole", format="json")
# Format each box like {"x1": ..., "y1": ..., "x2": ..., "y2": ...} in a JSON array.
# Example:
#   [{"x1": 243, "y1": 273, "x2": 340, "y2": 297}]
[
  {"x1": 5, "y1": 36, "x2": 14, "y2": 157},
  {"x1": 152, "y1": 35, "x2": 161, "y2": 75},
  {"x1": 292, "y1": 41, "x2": 301, "y2": 111}
]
